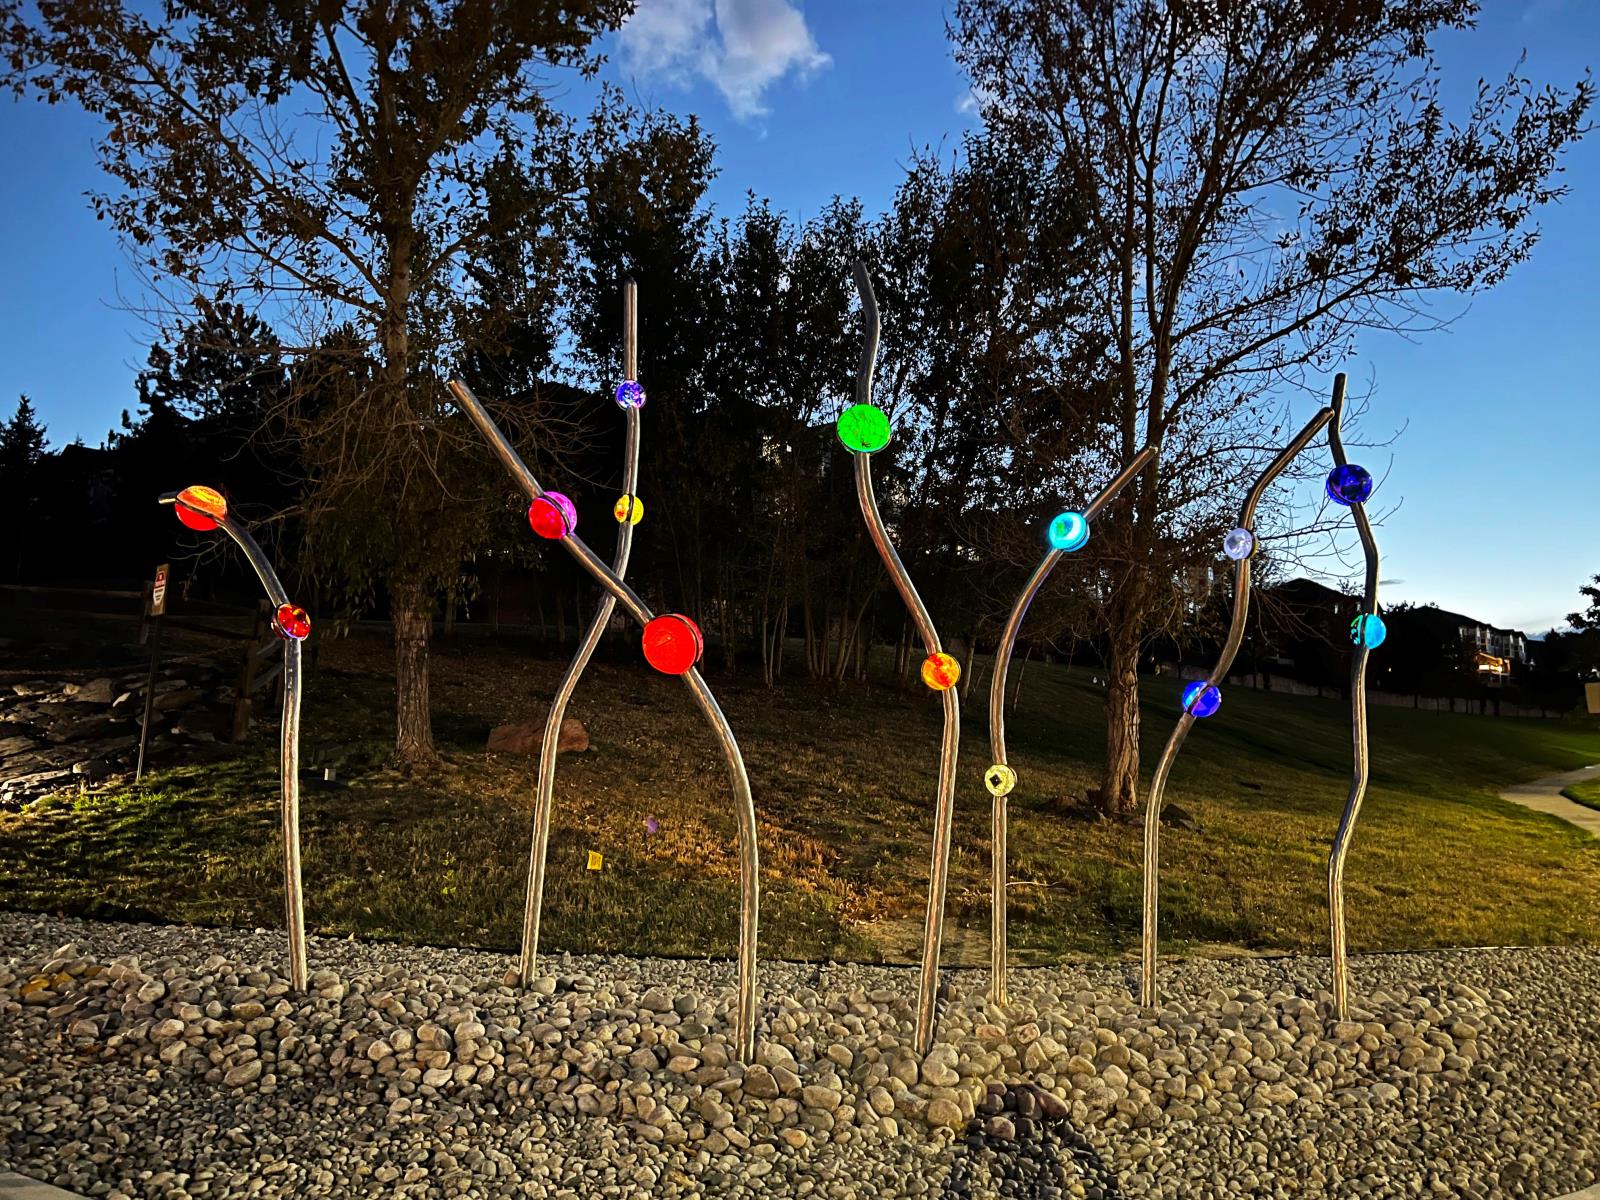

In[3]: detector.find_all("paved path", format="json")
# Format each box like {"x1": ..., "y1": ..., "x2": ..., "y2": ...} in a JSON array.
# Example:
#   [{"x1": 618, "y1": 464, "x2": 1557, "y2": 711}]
[
  {"x1": 0, "y1": 1175, "x2": 89, "y2": 1199},
  {"x1": 1500, "y1": 763, "x2": 1600, "y2": 839}
]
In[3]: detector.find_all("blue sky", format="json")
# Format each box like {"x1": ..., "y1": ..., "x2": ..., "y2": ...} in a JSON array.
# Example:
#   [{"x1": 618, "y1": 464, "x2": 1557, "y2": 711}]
[{"x1": 1, "y1": 0, "x2": 1594, "y2": 632}]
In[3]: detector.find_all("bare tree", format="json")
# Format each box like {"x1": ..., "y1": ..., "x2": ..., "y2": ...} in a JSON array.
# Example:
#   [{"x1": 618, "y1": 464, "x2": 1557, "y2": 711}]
[
  {"x1": 952, "y1": 0, "x2": 1591, "y2": 814},
  {"x1": 3, "y1": 0, "x2": 629, "y2": 768}
]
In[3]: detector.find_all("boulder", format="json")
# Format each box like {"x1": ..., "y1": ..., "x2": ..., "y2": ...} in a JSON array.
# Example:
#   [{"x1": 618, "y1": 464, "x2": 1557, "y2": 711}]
[
  {"x1": 66, "y1": 678, "x2": 115, "y2": 705},
  {"x1": 487, "y1": 717, "x2": 589, "y2": 756}
]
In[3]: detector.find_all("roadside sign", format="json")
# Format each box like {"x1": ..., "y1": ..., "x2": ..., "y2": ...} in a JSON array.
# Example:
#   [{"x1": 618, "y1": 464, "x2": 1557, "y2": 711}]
[
  {"x1": 151, "y1": 563, "x2": 170, "y2": 615},
  {"x1": 1586, "y1": 682, "x2": 1600, "y2": 715}
]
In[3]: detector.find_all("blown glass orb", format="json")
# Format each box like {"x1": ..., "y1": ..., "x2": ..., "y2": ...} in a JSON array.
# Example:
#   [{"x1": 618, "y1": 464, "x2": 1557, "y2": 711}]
[
  {"x1": 528, "y1": 492, "x2": 577, "y2": 539},
  {"x1": 615, "y1": 380, "x2": 646, "y2": 409},
  {"x1": 614, "y1": 494, "x2": 644, "y2": 525},
  {"x1": 836, "y1": 404, "x2": 891, "y2": 454},
  {"x1": 1182, "y1": 681, "x2": 1222, "y2": 719},
  {"x1": 642, "y1": 614, "x2": 704, "y2": 675},
  {"x1": 984, "y1": 763, "x2": 1017, "y2": 798},
  {"x1": 921, "y1": 652, "x2": 961, "y2": 691},
  {"x1": 1351, "y1": 613, "x2": 1387, "y2": 649},
  {"x1": 1047, "y1": 510, "x2": 1090, "y2": 552},
  {"x1": 1223, "y1": 527, "x2": 1255, "y2": 561},
  {"x1": 274, "y1": 603, "x2": 311, "y2": 641},
  {"x1": 1326, "y1": 463, "x2": 1373, "y2": 506},
  {"x1": 174, "y1": 484, "x2": 227, "y2": 531}
]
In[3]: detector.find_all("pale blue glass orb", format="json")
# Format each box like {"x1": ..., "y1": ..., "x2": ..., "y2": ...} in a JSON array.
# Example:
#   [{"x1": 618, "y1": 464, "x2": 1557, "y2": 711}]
[
  {"x1": 1223, "y1": 527, "x2": 1254, "y2": 561},
  {"x1": 1182, "y1": 682, "x2": 1222, "y2": 718},
  {"x1": 1047, "y1": 510, "x2": 1089, "y2": 552},
  {"x1": 1351, "y1": 613, "x2": 1387, "y2": 649}
]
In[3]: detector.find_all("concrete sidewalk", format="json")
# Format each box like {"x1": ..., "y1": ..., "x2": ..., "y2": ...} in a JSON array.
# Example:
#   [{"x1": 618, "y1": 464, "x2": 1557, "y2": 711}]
[
  {"x1": 1499, "y1": 763, "x2": 1600, "y2": 839},
  {"x1": 0, "y1": 1175, "x2": 85, "y2": 1199}
]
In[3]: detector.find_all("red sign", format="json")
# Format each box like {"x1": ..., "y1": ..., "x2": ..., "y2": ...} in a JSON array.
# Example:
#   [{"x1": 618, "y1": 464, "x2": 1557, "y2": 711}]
[{"x1": 151, "y1": 563, "x2": 169, "y2": 615}]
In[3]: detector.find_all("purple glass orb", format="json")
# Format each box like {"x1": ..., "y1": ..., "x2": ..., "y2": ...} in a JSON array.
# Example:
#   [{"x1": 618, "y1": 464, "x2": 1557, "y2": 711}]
[
  {"x1": 614, "y1": 380, "x2": 646, "y2": 409},
  {"x1": 1182, "y1": 682, "x2": 1222, "y2": 719},
  {"x1": 1326, "y1": 464, "x2": 1373, "y2": 506}
]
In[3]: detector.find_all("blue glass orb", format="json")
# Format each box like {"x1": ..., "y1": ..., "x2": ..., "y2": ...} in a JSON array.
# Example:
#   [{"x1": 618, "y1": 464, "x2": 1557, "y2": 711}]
[
  {"x1": 1047, "y1": 510, "x2": 1089, "y2": 552},
  {"x1": 614, "y1": 380, "x2": 646, "y2": 409},
  {"x1": 1182, "y1": 682, "x2": 1222, "y2": 718},
  {"x1": 1326, "y1": 463, "x2": 1373, "y2": 506},
  {"x1": 1351, "y1": 613, "x2": 1387, "y2": 649},
  {"x1": 1222, "y1": 527, "x2": 1254, "y2": 561}
]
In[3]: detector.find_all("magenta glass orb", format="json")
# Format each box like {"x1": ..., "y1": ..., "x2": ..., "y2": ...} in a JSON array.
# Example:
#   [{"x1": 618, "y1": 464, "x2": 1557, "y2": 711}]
[{"x1": 528, "y1": 492, "x2": 577, "y2": 539}]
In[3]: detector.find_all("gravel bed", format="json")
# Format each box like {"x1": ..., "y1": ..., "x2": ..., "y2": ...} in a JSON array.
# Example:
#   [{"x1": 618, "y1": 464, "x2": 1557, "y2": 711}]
[{"x1": 2, "y1": 913, "x2": 1597, "y2": 1199}]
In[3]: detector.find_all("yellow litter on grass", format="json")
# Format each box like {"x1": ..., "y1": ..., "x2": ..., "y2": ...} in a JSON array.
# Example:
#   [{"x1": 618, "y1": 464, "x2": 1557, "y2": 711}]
[{"x1": 587, "y1": 851, "x2": 603, "y2": 871}]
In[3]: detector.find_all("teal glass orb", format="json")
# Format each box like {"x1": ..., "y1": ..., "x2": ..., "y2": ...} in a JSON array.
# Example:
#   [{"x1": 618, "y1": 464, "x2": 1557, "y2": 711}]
[
  {"x1": 1182, "y1": 682, "x2": 1222, "y2": 718},
  {"x1": 1351, "y1": 613, "x2": 1387, "y2": 649},
  {"x1": 837, "y1": 404, "x2": 891, "y2": 453},
  {"x1": 1047, "y1": 510, "x2": 1089, "y2": 552}
]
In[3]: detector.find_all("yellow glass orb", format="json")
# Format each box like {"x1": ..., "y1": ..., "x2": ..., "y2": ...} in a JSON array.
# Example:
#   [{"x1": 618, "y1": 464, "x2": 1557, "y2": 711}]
[
  {"x1": 614, "y1": 494, "x2": 644, "y2": 525},
  {"x1": 984, "y1": 764, "x2": 1017, "y2": 797},
  {"x1": 921, "y1": 652, "x2": 961, "y2": 691}
]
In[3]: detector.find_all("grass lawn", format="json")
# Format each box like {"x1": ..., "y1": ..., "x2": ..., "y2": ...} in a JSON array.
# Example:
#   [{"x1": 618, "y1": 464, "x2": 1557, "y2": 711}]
[
  {"x1": 1562, "y1": 779, "x2": 1600, "y2": 812},
  {"x1": 3, "y1": 622, "x2": 1599, "y2": 967}
]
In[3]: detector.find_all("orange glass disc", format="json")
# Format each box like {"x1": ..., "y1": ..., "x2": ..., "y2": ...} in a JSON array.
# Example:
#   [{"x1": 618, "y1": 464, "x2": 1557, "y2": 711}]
[
  {"x1": 174, "y1": 485, "x2": 227, "y2": 531},
  {"x1": 921, "y1": 652, "x2": 961, "y2": 691}
]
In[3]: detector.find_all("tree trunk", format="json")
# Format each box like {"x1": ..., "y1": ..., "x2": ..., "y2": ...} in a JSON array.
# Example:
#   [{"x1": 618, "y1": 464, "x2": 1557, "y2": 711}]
[
  {"x1": 392, "y1": 579, "x2": 437, "y2": 770},
  {"x1": 1101, "y1": 616, "x2": 1143, "y2": 817}
]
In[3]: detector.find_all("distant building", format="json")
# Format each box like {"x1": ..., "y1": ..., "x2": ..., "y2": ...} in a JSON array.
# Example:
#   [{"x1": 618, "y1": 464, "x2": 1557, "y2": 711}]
[{"x1": 1252, "y1": 581, "x2": 1529, "y2": 691}]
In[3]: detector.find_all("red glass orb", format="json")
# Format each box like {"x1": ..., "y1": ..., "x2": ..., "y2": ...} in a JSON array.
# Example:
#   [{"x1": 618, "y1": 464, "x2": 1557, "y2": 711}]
[
  {"x1": 274, "y1": 603, "x2": 311, "y2": 641},
  {"x1": 174, "y1": 484, "x2": 227, "y2": 531},
  {"x1": 528, "y1": 492, "x2": 577, "y2": 540},
  {"x1": 642, "y1": 614, "x2": 703, "y2": 675}
]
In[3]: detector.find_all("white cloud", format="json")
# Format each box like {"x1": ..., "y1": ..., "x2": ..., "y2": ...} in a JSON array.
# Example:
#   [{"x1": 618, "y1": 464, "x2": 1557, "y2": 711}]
[
  {"x1": 620, "y1": 0, "x2": 831, "y2": 121},
  {"x1": 955, "y1": 84, "x2": 995, "y2": 116}
]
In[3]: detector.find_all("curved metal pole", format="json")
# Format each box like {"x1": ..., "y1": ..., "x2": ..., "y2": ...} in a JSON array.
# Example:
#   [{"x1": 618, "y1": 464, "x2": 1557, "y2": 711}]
[
  {"x1": 1137, "y1": 400, "x2": 1335, "y2": 1007},
  {"x1": 1325, "y1": 373, "x2": 1380, "y2": 1020},
  {"x1": 160, "y1": 494, "x2": 308, "y2": 991},
  {"x1": 448, "y1": 377, "x2": 761, "y2": 1062},
  {"x1": 984, "y1": 442, "x2": 1156, "y2": 1006},
  {"x1": 847, "y1": 260, "x2": 958, "y2": 1054},
  {"x1": 519, "y1": 280, "x2": 642, "y2": 986}
]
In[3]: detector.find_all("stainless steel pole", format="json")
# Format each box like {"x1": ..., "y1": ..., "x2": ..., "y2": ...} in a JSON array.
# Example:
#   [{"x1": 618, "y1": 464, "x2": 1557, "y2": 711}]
[
  {"x1": 1325, "y1": 372, "x2": 1380, "y2": 1021},
  {"x1": 1137, "y1": 402, "x2": 1334, "y2": 1007},
  {"x1": 984, "y1": 442, "x2": 1157, "y2": 1006},
  {"x1": 519, "y1": 278, "x2": 642, "y2": 987},
  {"x1": 846, "y1": 260, "x2": 958, "y2": 1054},
  {"x1": 162, "y1": 491, "x2": 309, "y2": 992},
  {"x1": 449, "y1": 377, "x2": 761, "y2": 1062}
]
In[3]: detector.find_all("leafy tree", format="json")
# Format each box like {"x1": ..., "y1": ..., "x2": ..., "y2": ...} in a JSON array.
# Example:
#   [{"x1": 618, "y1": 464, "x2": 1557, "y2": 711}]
[
  {"x1": 4, "y1": 0, "x2": 630, "y2": 767},
  {"x1": 1568, "y1": 577, "x2": 1600, "y2": 635},
  {"x1": 951, "y1": 0, "x2": 1592, "y2": 815},
  {"x1": 0, "y1": 395, "x2": 47, "y2": 580}
]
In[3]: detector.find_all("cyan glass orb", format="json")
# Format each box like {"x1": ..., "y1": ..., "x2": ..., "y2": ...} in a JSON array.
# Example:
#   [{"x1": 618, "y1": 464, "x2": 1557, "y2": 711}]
[
  {"x1": 1182, "y1": 682, "x2": 1222, "y2": 719},
  {"x1": 1326, "y1": 463, "x2": 1373, "y2": 506},
  {"x1": 615, "y1": 380, "x2": 646, "y2": 409},
  {"x1": 1223, "y1": 527, "x2": 1254, "y2": 561},
  {"x1": 1047, "y1": 510, "x2": 1089, "y2": 552},
  {"x1": 837, "y1": 404, "x2": 891, "y2": 453},
  {"x1": 1351, "y1": 613, "x2": 1387, "y2": 649}
]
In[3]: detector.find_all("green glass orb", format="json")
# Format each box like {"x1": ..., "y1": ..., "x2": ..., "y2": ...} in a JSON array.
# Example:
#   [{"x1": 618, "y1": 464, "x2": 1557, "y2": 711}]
[{"x1": 836, "y1": 404, "x2": 891, "y2": 454}]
